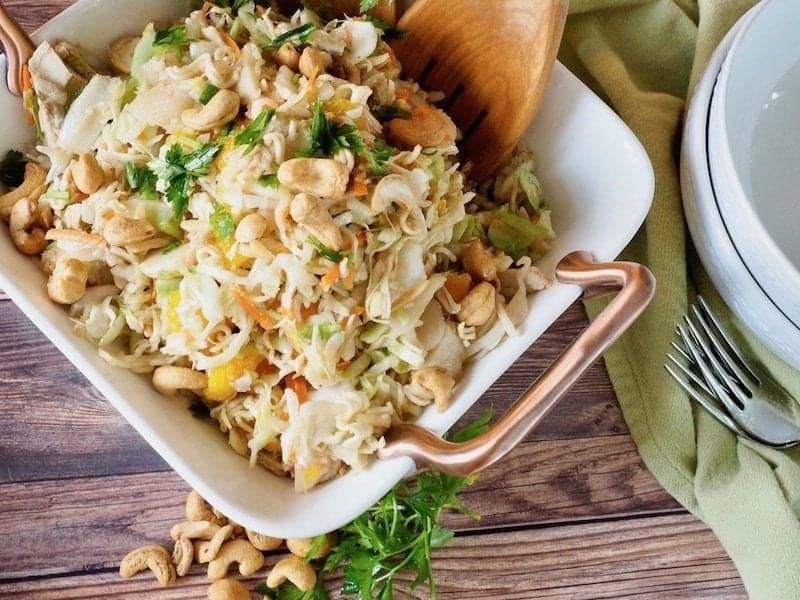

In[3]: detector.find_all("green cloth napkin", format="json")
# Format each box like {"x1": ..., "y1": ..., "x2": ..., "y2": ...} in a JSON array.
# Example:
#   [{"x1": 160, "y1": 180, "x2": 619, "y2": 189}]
[{"x1": 559, "y1": 2, "x2": 800, "y2": 598}]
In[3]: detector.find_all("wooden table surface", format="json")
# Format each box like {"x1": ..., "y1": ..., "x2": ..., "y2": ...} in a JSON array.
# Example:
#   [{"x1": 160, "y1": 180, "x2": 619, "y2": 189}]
[{"x1": 0, "y1": 2, "x2": 747, "y2": 597}]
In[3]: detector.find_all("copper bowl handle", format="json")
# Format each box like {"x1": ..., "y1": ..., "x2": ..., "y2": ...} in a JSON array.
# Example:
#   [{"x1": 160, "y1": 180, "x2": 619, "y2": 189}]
[
  {"x1": 379, "y1": 251, "x2": 656, "y2": 476},
  {"x1": 0, "y1": 3, "x2": 34, "y2": 96}
]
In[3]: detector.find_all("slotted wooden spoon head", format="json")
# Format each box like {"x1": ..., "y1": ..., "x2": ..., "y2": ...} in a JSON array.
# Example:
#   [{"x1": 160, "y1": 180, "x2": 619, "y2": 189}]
[{"x1": 393, "y1": 0, "x2": 567, "y2": 182}]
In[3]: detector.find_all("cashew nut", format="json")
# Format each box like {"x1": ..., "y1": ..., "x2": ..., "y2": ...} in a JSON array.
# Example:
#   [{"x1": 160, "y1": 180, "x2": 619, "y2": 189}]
[
  {"x1": 277, "y1": 158, "x2": 350, "y2": 201},
  {"x1": 463, "y1": 240, "x2": 497, "y2": 281},
  {"x1": 274, "y1": 42, "x2": 300, "y2": 70},
  {"x1": 170, "y1": 520, "x2": 221, "y2": 541},
  {"x1": 196, "y1": 524, "x2": 235, "y2": 564},
  {"x1": 286, "y1": 534, "x2": 336, "y2": 560},
  {"x1": 234, "y1": 213, "x2": 266, "y2": 243},
  {"x1": 119, "y1": 545, "x2": 177, "y2": 588},
  {"x1": 0, "y1": 162, "x2": 46, "y2": 221},
  {"x1": 246, "y1": 529, "x2": 284, "y2": 552},
  {"x1": 299, "y1": 47, "x2": 332, "y2": 81},
  {"x1": 207, "y1": 539, "x2": 265, "y2": 580},
  {"x1": 172, "y1": 537, "x2": 194, "y2": 577},
  {"x1": 153, "y1": 366, "x2": 208, "y2": 397},
  {"x1": 103, "y1": 214, "x2": 155, "y2": 246},
  {"x1": 411, "y1": 367, "x2": 455, "y2": 412},
  {"x1": 457, "y1": 281, "x2": 496, "y2": 327},
  {"x1": 265, "y1": 555, "x2": 317, "y2": 592},
  {"x1": 72, "y1": 153, "x2": 104, "y2": 195},
  {"x1": 108, "y1": 35, "x2": 140, "y2": 74},
  {"x1": 9, "y1": 197, "x2": 52, "y2": 256},
  {"x1": 290, "y1": 193, "x2": 343, "y2": 251},
  {"x1": 387, "y1": 99, "x2": 457, "y2": 149},
  {"x1": 208, "y1": 578, "x2": 250, "y2": 600},
  {"x1": 186, "y1": 490, "x2": 223, "y2": 523},
  {"x1": 47, "y1": 257, "x2": 89, "y2": 304},
  {"x1": 182, "y1": 89, "x2": 241, "y2": 132}
]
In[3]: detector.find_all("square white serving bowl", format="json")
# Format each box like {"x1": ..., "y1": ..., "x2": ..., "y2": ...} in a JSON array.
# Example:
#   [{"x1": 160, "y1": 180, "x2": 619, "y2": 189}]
[{"x1": 0, "y1": 0, "x2": 654, "y2": 537}]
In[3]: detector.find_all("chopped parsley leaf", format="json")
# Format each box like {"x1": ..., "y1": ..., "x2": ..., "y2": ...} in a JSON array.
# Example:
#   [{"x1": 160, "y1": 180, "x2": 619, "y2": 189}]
[
  {"x1": 367, "y1": 16, "x2": 407, "y2": 39},
  {"x1": 125, "y1": 162, "x2": 159, "y2": 200},
  {"x1": 268, "y1": 23, "x2": 317, "y2": 49},
  {"x1": 199, "y1": 83, "x2": 219, "y2": 105},
  {"x1": 210, "y1": 201, "x2": 235, "y2": 240},
  {"x1": 0, "y1": 150, "x2": 27, "y2": 188},
  {"x1": 307, "y1": 235, "x2": 343, "y2": 263},
  {"x1": 235, "y1": 108, "x2": 275, "y2": 152},
  {"x1": 189, "y1": 401, "x2": 211, "y2": 420},
  {"x1": 258, "y1": 174, "x2": 280, "y2": 188},
  {"x1": 153, "y1": 25, "x2": 190, "y2": 52}
]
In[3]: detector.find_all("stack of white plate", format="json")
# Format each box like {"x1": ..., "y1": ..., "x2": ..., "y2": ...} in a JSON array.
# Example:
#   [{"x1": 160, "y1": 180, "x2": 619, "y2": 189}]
[{"x1": 681, "y1": 0, "x2": 800, "y2": 369}]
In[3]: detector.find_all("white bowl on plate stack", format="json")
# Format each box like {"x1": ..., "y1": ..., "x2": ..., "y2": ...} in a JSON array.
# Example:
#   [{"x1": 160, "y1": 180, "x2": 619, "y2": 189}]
[{"x1": 681, "y1": 0, "x2": 800, "y2": 368}]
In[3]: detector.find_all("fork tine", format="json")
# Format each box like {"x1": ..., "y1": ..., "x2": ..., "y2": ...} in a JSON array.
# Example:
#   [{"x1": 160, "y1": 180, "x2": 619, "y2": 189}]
[
  {"x1": 666, "y1": 353, "x2": 713, "y2": 396},
  {"x1": 664, "y1": 363, "x2": 750, "y2": 438},
  {"x1": 696, "y1": 296, "x2": 760, "y2": 384},
  {"x1": 689, "y1": 304, "x2": 753, "y2": 392},
  {"x1": 671, "y1": 339, "x2": 693, "y2": 363},
  {"x1": 684, "y1": 315, "x2": 753, "y2": 406},
  {"x1": 679, "y1": 322, "x2": 745, "y2": 416}
]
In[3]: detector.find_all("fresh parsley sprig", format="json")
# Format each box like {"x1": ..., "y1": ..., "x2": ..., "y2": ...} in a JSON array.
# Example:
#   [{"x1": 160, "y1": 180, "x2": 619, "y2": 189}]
[
  {"x1": 235, "y1": 108, "x2": 275, "y2": 152},
  {"x1": 153, "y1": 25, "x2": 191, "y2": 53},
  {"x1": 300, "y1": 101, "x2": 398, "y2": 175},
  {"x1": 125, "y1": 163, "x2": 159, "y2": 200},
  {"x1": 156, "y1": 143, "x2": 220, "y2": 218},
  {"x1": 268, "y1": 23, "x2": 318, "y2": 49},
  {"x1": 323, "y1": 407, "x2": 492, "y2": 599}
]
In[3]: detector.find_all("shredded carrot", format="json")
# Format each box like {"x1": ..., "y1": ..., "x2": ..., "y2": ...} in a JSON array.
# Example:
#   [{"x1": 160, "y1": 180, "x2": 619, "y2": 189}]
[
  {"x1": 287, "y1": 374, "x2": 310, "y2": 403},
  {"x1": 351, "y1": 305, "x2": 365, "y2": 317},
  {"x1": 256, "y1": 360, "x2": 278, "y2": 376},
  {"x1": 321, "y1": 264, "x2": 341, "y2": 289},
  {"x1": 21, "y1": 64, "x2": 32, "y2": 93},
  {"x1": 232, "y1": 286, "x2": 275, "y2": 331},
  {"x1": 219, "y1": 31, "x2": 241, "y2": 56},
  {"x1": 351, "y1": 172, "x2": 369, "y2": 197},
  {"x1": 200, "y1": 1, "x2": 215, "y2": 15},
  {"x1": 395, "y1": 86, "x2": 413, "y2": 101},
  {"x1": 299, "y1": 302, "x2": 319, "y2": 321},
  {"x1": 356, "y1": 230, "x2": 368, "y2": 246}
]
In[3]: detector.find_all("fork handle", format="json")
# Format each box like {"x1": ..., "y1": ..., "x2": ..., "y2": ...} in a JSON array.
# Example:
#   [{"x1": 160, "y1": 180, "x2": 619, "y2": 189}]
[
  {"x1": 0, "y1": 2, "x2": 34, "y2": 97},
  {"x1": 378, "y1": 251, "x2": 656, "y2": 476}
]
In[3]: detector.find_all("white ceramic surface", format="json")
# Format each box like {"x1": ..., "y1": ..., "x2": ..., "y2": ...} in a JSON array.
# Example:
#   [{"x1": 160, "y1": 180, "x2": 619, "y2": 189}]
[
  {"x1": 0, "y1": 0, "x2": 654, "y2": 537},
  {"x1": 681, "y1": 8, "x2": 800, "y2": 369},
  {"x1": 708, "y1": 0, "x2": 800, "y2": 325}
]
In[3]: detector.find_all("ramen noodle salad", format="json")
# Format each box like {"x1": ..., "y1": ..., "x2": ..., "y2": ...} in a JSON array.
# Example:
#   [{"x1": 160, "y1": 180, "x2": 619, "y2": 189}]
[{"x1": 0, "y1": 2, "x2": 556, "y2": 492}]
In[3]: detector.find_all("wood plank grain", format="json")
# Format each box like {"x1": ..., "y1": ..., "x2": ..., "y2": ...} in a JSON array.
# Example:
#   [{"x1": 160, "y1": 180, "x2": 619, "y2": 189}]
[
  {"x1": 3, "y1": 1, "x2": 69, "y2": 33},
  {"x1": 0, "y1": 299, "x2": 619, "y2": 484},
  {"x1": 0, "y1": 436, "x2": 677, "y2": 580},
  {"x1": 0, "y1": 513, "x2": 745, "y2": 599}
]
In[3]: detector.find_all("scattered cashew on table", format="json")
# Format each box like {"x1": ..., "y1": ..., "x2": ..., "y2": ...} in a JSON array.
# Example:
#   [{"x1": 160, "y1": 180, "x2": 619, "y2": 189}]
[{"x1": 119, "y1": 488, "x2": 335, "y2": 597}]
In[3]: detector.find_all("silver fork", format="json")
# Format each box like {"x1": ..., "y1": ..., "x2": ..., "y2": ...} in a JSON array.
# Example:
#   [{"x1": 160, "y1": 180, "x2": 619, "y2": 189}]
[{"x1": 665, "y1": 296, "x2": 800, "y2": 448}]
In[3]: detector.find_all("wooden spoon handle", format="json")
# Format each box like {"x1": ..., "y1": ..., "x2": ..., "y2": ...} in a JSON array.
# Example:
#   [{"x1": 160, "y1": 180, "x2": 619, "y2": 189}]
[
  {"x1": 0, "y1": 2, "x2": 34, "y2": 96},
  {"x1": 379, "y1": 251, "x2": 656, "y2": 476}
]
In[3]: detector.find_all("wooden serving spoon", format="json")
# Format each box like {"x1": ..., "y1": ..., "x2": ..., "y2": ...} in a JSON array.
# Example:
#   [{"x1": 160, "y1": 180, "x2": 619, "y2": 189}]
[
  {"x1": 392, "y1": 0, "x2": 568, "y2": 181},
  {"x1": 283, "y1": 0, "x2": 568, "y2": 181}
]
